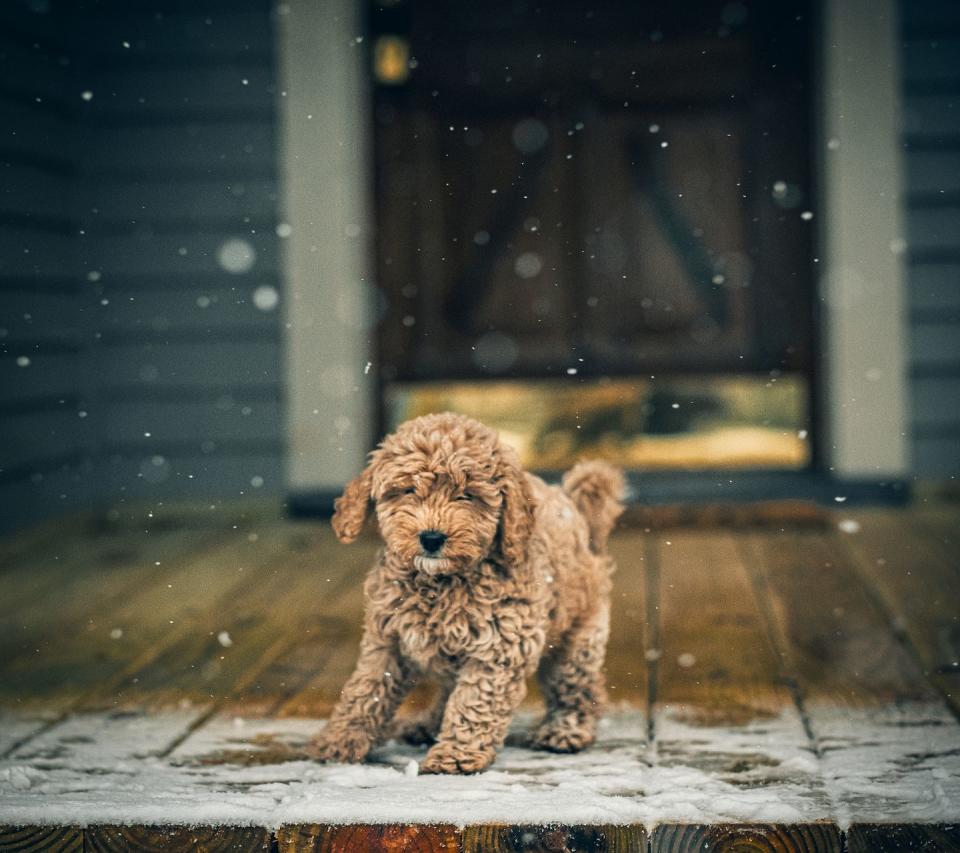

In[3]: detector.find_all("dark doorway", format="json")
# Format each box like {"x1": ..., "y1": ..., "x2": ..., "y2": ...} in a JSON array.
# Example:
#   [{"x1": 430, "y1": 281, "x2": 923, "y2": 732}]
[{"x1": 370, "y1": 0, "x2": 816, "y2": 472}]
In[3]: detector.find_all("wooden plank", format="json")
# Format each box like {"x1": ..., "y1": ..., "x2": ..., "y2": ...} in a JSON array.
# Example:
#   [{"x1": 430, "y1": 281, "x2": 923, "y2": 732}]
[
  {"x1": 604, "y1": 530, "x2": 650, "y2": 707},
  {"x1": 654, "y1": 531, "x2": 798, "y2": 720},
  {"x1": 651, "y1": 824, "x2": 840, "y2": 852},
  {"x1": 464, "y1": 824, "x2": 645, "y2": 852},
  {"x1": 748, "y1": 529, "x2": 960, "y2": 825},
  {"x1": 840, "y1": 510, "x2": 960, "y2": 712},
  {"x1": 0, "y1": 712, "x2": 54, "y2": 756},
  {"x1": 275, "y1": 824, "x2": 459, "y2": 853},
  {"x1": 107, "y1": 524, "x2": 366, "y2": 713},
  {"x1": 6, "y1": 709, "x2": 200, "y2": 765},
  {"x1": 0, "y1": 524, "x2": 290, "y2": 714},
  {"x1": 0, "y1": 521, "x2": 234, "y2": 639},
  {"x1": 846, "y1": 824, "x2": 960, "y2": 852},
  {"x1": 650, "y1": 531, "x2": 834, "y2": 824},
  {"x1": 0, "y1": 826, "x2": 82, "y2": 852},
  {"x1": 85, "y1": 825, "x2": 270, "y2": 852}
]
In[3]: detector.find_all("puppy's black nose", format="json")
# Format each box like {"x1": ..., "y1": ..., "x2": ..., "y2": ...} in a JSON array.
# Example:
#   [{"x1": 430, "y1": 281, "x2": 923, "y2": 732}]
[{"x1": 419, "y1": 530, "x2": 447, "y2": 554}]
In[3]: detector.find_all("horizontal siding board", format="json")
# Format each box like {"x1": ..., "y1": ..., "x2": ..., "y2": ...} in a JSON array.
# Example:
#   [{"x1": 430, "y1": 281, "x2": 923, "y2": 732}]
[
  {"x1": 96, "y1": 341, "x2": 280, "y2": 388},
  {"x1": 0, "y1": 352, "x2": 81, "y2": 404},
  {"x1": 88, "y1": 64, "x2": 275, "y2": 118},
  {"x1": 905, "y1": 149, "x2": 960, "y2": 194},
  {"x1": 85, "y1": 10, "x2": 274, "y2": 64},
  {"x1": 911, "y1": 322, "x2": 960, "y2": 367},
  {"x1": 87, "y1": 178, "x2": 277, "y2": 221},
  {"x1": 914, "y1": 436, "x2": 960, "y2": 477},
  {"x1": 0, "y1": 410, "x2": 83, "y2": 471},
  {"x1": 903, "y1": 94, "x2": 960, "y2": 135},
  {"x1": 0, "y1": 96, "x2": 74, "y2": 161},
  {"x1": 0, "y1": 165, "x2": 74, "y2": 220},
  {"x1": 0, "y1": 291, "x2": 83, "y2": 341},
  {"x1": 90, "y1": 232, "x2": 277, "y2": 277},
  {"x1": 901, "y1": 2, "x2": 960, "y2": 31},
  {"x1": 97, "y1": 287, "x2": 280, "y2": 333},
  {"x1": 0, "y1": 229, "x2": 75, "y2": 277},
  {"x1": 902, "y1": 38, "x2": 960, "y2": 83},
  {"x1": 103, "y1": 398, "x2": 282, "y2": 445},
  {"x1": 0, "y1": 37, "x2": 69, "y2": 103},
  {"x1": 912, "y1": 377, "x2": 960, "y2": 428},
  {"x1": 908, "y1": 264, "x2": 960, "y2": 310},
  {"x1": 100, "y1": 451, "x2": 282, "y2": 501},
  {"x1": 86, "y1": 122, "x2": 275, "y2": 174},
  {"x1": 0, "y1": 463, "x2": 91, "y2": 534},
  {"x1": 907, "y1": 207, "x2": 960, "y2": 251}
]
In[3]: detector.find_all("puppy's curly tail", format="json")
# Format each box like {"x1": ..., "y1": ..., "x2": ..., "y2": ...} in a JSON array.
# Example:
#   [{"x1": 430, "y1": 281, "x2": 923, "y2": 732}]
[{"x1": 562, "y1": 460, "x2": 625, "y2": 554}]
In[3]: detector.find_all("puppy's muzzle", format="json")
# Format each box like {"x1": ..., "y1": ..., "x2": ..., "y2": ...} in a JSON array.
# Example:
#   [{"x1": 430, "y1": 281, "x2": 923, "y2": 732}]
[{"x1": 419, "y1": 529, "x2": 447, "y2": 554}]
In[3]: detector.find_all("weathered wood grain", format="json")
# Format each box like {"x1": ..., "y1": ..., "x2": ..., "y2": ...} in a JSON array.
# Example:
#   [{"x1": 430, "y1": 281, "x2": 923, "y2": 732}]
[
  {"x1": 604, "y1": 530, "x2": 650, "y2": 708},
  {"x1": 276, "y1": 824, "x2": 460, "y2": 853},
  {"x1": 840, "y1": 510, "x2": 960, "y2": 714},
  {"x1": 110, "y1": 527, "x2": 374, "y2": 716},
  {"x1": 85, "y1": 825, "x2": 270, "y2": 852},
  {"x1": 654, "y1": 532, "x2": 793, "y2": 722},
  {"x1": 846, "y1": 823, "x2": 960, "y2": 852},
  {"x1": 747, "y1": 530, "x2": 936, "y2": 706},
  {"x1": 464, "y1": 824, "x2": 645, "y2": 852},
  {"x1": 651, "y1": 823, "x2": 841, "y2": 852},
  {"x1": 649, "y1": 531, "x2": 835, "y2": 824},
  {"x1": 0, "y1": 525, "x2": 293, "y2": 715},
  {"x1": 748, "y1": 530, "x2": 960, "y2": 824},
  {"x1": 0, "y1": 826, "x2": 82, "y2": 852}
]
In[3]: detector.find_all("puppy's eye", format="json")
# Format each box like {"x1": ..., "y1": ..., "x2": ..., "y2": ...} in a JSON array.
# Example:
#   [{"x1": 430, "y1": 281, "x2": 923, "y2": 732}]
[
  {"x1": 456, "y1": 492, "x2": 474, "y2": 502},
  {"x1": 403, "y1": 487, "x2": 417, "y2": 495}
]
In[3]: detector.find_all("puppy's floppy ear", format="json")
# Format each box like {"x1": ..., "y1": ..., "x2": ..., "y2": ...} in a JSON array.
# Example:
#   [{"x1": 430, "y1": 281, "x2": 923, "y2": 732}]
[
  {"x1": 494, "y1": 447, "x2": 536, "y2": 567},
  {"x1": 331, "y1": 460, "x2": 374, "y2": 544}
]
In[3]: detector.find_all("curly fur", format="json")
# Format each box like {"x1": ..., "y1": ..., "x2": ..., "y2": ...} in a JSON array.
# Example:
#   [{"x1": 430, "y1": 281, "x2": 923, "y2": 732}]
[{"x1": 309, "y1": 412, "x2": 624, "y2": 774}]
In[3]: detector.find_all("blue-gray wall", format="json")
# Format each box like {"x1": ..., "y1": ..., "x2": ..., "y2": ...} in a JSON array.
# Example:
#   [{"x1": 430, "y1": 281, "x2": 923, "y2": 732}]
[
  {"x1": 901, "y1": 0, "x2": 960, "y2": 477},
  {"x1": 0, "y1": 3, "x2": 94, "y2": 527},
  {"x1": 0, "y1": 0, "x2": 284, "y2": 531}
]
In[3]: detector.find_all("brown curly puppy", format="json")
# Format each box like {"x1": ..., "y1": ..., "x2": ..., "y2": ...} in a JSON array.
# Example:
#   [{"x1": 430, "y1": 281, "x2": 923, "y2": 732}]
[{"x1": 309, "y1": 412, "x2": 624, "y2": 774}]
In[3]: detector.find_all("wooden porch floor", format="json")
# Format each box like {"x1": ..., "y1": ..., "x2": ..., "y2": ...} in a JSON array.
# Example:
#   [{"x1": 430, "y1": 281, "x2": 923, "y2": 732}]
[{"x1": 0, "y1": 504, "x2": 958, "y2": 851}]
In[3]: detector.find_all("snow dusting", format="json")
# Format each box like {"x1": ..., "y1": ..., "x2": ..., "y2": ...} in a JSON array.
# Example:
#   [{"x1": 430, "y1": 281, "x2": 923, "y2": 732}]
[{"x1": 1, "y1": 706, "x2": 957, "y2": 829}]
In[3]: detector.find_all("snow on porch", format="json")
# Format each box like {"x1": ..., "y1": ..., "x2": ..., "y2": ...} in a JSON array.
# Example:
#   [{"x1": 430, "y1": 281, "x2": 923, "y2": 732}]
[{"x1": 1, "y1": 705, "x2": 958, "y2": 830}]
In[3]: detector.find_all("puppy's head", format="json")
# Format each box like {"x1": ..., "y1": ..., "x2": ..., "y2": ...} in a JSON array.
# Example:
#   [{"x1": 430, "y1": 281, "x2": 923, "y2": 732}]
[{"x1": 331, "y1": 412, "x2": 534, "y2": 576}]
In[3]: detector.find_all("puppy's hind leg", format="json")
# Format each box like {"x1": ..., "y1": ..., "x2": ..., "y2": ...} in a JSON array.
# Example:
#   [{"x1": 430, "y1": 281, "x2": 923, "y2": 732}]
[{"x1": 530, "y1": 607, "x2": 609, "y2": 753}]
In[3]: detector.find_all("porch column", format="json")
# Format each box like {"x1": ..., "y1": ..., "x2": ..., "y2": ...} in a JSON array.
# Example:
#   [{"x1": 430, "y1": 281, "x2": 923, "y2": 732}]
[
  {"x1": 819, "y1": 0, "x2": 909, "y2": 478},
  {"x1": 276, "y1": 0, "x2": 376, "y2": 497}
]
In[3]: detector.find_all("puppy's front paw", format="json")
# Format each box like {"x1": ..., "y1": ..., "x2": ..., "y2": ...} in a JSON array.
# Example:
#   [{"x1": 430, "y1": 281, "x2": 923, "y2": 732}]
[
  {"x1": 306, "y1": 727, "x2": 372, "y2": 764},
  {"x1": 419, "y1": 742, "x2": 495, "y2": 774}
]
